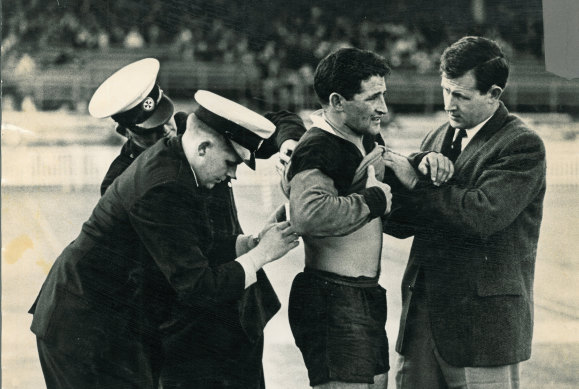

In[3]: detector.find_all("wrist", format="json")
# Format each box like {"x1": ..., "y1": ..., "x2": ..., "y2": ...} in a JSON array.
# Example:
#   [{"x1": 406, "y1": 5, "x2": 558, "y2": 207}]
[
  {"x1": 249, "y1": 234, "x2": 260, "y2": 250},
  {"x1": 235, "y1": 234, "x2": 258, "y2": 256},
  {"x1": 250, "y1": 244, "x2": 269, "y2": 268}
]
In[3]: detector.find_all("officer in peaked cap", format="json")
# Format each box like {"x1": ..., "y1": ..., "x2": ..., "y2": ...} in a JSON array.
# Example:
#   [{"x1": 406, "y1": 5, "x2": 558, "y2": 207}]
[
  {"x1": 88, "y1": 58, "x2": 182, "y2": 195},
  {"x1": 89, "y1": 57, "x2": 175, "y2": 137},
  {"x1": 160, "y1": 92, "x2": 308, "y2": 389},
  {"x1": 29, "y1": 86, "x2": 300, "y2": 387},
  {"x1": 192, "y1": 89, "x2": 276, "y2": 170}
]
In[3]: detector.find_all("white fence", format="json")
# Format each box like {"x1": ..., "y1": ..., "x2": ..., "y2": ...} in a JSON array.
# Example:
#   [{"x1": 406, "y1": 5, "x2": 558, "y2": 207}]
[
  {"x1": 2, "y1": 146, "x2": 119, "y2": 189},
  {"x1": 1, "y1": 145, "x2": 282, "y2": 190},
  {"x1": 2, "y1": 143, "x2": 578, "y2": 190}
]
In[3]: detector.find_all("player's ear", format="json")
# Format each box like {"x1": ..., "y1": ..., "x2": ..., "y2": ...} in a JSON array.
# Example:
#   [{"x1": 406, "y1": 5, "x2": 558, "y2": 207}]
[{"x1": 329, "y1": 92, "x2": 344, "y2": 111}]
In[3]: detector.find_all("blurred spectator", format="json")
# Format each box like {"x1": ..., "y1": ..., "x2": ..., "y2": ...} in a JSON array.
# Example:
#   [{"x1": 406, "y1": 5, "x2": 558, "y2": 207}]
[
  {"x1": 21, "y1": 96, "x2": 38, "y2": 112},
  {"x1": 172, "y1": 28, "x2": 195, "y2": 59},
  {"x1": 147, "y1": 25, "x2": 162, "y2": 47},
  {"x1": 124, "y1": 27, "x2": 145, "y2": 49},
  {"x1": 14, "y1": 53, "x2": 37, "y2": 76},
  {"x1": 97, "y1": 30, "x2": 110, "y2": 49}
]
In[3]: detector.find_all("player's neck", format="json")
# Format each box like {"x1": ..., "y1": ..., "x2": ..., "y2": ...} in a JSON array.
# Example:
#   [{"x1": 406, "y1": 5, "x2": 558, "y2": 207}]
[{"x1": 324, "y1": 111, "x2": 364, "y2": 147}]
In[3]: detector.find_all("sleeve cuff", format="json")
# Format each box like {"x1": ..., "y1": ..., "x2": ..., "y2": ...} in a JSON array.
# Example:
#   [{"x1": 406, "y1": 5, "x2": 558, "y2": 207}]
[
  {"x1": 236, "y1": 251, "x2": 260, "y2": 288},
  {"x1": 361, "y1": 186, "x2": 387, "y2": 217},
  {"x1": 408, "y1": 151, "x2": 432, "y2": 169}
]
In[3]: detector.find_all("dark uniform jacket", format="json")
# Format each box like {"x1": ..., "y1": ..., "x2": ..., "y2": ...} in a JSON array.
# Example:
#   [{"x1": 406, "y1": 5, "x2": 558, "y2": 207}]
[
  {"x1": 159, "y1": 111, "x2": 306, "y2": 388},
  {"x1": 100, "y1": 139, "x2": 144, "y2": 195},
  {"x1": 30, "y1": 136, "x2": 245, "y2": 383},
  {"x1": 385, "y1": 102, "x2": 547, "y2": 367}
]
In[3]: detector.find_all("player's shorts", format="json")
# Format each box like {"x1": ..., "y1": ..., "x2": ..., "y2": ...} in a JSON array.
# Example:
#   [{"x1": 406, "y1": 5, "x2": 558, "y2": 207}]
[{"x1": 288, "y1": 267, "x2": 389, "y2": 386}]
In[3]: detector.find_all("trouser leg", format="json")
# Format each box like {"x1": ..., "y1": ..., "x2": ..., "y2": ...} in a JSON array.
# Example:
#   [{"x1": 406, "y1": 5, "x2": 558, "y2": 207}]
[
  {"x1": 436, "y1": 348, "x2": 520, "y2": 389},
  {"x1": 395, "y1": 291, "x2": 447, "y2": 389}
]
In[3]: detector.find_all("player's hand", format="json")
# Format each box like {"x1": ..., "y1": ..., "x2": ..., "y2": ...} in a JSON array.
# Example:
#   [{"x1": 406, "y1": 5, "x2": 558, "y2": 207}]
[
  {"x1": 254, "y1": 221, "x2": 299, "y2": 265},
  {"x1": 366, "y1": 165, "x2": 392, "y2": 215},
  {"x1": 418, "y1": 152, "x2": 454, "y2": 186},
  {"x1": 382, "y1": 150, "x2": 420, "y2": 190},
  {"x1": 276, "y1": 139, "x2": 298, "y2": 176}
]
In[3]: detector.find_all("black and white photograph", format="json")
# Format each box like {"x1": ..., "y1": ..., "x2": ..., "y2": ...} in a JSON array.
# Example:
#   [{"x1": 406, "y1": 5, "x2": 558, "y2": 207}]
[{"x1": 2, "y1": 1, "x2": 578, "y2": 388}]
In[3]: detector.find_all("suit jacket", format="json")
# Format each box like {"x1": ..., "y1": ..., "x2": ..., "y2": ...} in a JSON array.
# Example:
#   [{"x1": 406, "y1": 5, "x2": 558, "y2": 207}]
[
  {"x1": 30, "y1": 136, "x2": 247, "y2": 379},
  {"x1": 385, "y1": 102, "x2": 546, "y2": 367}
]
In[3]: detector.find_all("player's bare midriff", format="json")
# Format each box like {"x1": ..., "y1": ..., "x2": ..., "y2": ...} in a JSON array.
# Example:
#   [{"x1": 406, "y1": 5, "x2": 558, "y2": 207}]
[{"x1": 303, "y1": 217, "x2": 383, "y2": 278}]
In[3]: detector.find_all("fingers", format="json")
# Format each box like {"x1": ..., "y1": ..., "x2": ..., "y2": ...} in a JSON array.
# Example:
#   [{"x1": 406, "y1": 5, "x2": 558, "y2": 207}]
[
  {"x1": 279, "y1": 152, "x2": 291, "y2": 165},
  {"x1": 275, "y1": 221, "x2": 292, "y2": 231},
  {"x1": 421, "y1": 153, "x2": 455, "y2": 186},
  {"x1": 444, "y1": 158, "x2": 455, "y2": 182},
  {"x1": 275, "y1": 160, "x2": 286, "y2": 177},
  {"x1": 288, "y1": 239, "x2": 300, "y2": 249},
  {"x1": 279, "y1": 224, "x2": 296, "y2": 236},
  {"x1": 274, "y1": 203, "x2": 287, "y2": 222},
  {"x1": 428, "y1": 155, "x2": 439, "y2": 184},
  {"x1": 418, "y1": 158, "x2": 429, "y2": 176},
  {"x1": 367, "y1": 164, "x2": 376, "y2": 179}
]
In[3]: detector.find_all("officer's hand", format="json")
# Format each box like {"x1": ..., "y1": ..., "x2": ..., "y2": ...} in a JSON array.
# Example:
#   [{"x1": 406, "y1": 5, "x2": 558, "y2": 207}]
[
  {"x1": 254, "y1": 221, "x2": 299, "y2": 265},
  {"x1": 264, "y1": 203, "x2": 289, "y2": 226},
  {"x1": 382, "y1": 150, "x2": 419, "y2": 190},
  {"x1": 418, "y1": 152, "x2": 454, "y2": 186},
  {"x1": 260, "y1": 203, "x2": 289, "y2": 240},
  {"x1": 366, "y1": 165, "x2": 392, "y2": 215},
  {"x1": 276, "y1": 139, "x2": 298, "y2": 176}
]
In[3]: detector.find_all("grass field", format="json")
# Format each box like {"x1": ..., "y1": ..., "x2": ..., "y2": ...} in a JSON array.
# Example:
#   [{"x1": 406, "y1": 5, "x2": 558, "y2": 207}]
[{"x1": 2, "y1": 111, "x2": 578, "y2": 388}]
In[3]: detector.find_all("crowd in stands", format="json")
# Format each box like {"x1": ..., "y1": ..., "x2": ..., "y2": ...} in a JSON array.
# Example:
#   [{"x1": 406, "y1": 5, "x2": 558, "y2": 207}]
[{"x1": 3, "y1": 0, "x2": 544, "y2": 111}]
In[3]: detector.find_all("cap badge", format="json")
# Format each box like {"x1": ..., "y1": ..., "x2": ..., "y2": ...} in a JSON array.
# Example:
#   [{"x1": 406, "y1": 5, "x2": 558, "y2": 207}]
[{"x1": 142, "y1": 97, "x2": 156, "y2": 111}]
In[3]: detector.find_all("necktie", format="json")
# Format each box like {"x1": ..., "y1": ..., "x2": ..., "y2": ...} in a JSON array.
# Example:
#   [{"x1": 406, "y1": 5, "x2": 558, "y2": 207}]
[{"x1": 448, "y1": 129, "x2": 467, "y2": 163}]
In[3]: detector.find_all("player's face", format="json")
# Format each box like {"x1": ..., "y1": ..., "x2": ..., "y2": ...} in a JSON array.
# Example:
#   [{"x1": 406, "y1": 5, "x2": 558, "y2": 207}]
[
  {"x1": 342, "y1": 75, "x2": 388, "y2": 136},
  {"x1": 441, "y1": 70, "x2": 496, "y2": 129},
  {"x1": 198, "y1": 140, "x2": 242, "y2": 189}
]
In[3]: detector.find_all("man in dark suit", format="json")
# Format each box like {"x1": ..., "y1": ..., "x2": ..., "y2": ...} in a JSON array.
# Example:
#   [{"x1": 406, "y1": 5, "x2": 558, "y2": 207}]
[
  {"x1": 29, "y1": 90, "x2": 300, "y2": 389},
  {"x1": 383, "y1": 36, "x2": 547, "y2": 388}
]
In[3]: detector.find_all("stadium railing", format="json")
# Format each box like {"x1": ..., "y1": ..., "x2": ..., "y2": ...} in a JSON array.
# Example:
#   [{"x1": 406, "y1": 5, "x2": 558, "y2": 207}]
[
  {"x1": 4, "y1": 54, "x2": 579, "y2": 113},
  {"x1": 2, "y1": 142, "x2": 578, "y2": 189}
]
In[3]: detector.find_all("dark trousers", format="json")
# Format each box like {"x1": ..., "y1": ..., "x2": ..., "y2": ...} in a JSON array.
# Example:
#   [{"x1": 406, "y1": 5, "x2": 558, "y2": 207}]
[{"x1": 36, "y1": 337, "x2": 161, "y2": 389}]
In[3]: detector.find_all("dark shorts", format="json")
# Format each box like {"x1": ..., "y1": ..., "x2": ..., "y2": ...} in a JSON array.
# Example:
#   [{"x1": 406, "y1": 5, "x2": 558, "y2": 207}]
[{"x1": 288, "y1": 268, "x2": 389, "y2": 386}]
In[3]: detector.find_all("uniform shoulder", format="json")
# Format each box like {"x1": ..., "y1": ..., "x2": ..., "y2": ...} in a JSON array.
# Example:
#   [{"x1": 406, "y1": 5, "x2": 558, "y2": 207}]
[
  {"x1": 114, "y1": 138, "x2": 194, "y2": 204},
  {"x1": 288, "y1": 127, "x2": 345, "y2": 180}
]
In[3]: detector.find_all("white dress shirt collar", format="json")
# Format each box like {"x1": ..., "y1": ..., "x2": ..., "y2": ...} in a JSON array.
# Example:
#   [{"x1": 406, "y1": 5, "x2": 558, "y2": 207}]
[{"x1": 454, "y1": 114, "x2": 493, "y2": 150}]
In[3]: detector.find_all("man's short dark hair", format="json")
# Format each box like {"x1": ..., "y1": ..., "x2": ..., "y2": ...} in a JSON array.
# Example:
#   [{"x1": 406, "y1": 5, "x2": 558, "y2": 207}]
[
  {"x1": 314, "y1": 48, "x2": 391, "y2": 105},
  {"x1": 440, "y1": 36, "x2": 509, "y2": 93}
]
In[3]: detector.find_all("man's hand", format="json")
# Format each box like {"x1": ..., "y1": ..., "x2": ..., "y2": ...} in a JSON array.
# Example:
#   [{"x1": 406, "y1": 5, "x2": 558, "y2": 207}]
[
  {"x1": 366, "y1": 165, "x2": 392, "y2": 215},
  {"x1": 264, "y1": 203, "x2": 288, "y2": 225},
  {"x1": 418, "y1": 152, "x2": 454, "y2": 186},
  {"x1": 276, "y1": 139, "x2": 298, "y2": 176},
  {"x1": 382, "y1": 150, "x2": 420, "y2": 190},
  {"x1": 253, "y1": 221, "x2": 300, "y2": 265}
]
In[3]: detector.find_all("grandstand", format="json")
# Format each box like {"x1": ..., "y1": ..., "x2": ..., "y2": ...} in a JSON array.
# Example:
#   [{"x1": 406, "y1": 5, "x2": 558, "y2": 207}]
[{"x1": 4, "y1": 0, "x2": 577, "y2": 114}]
